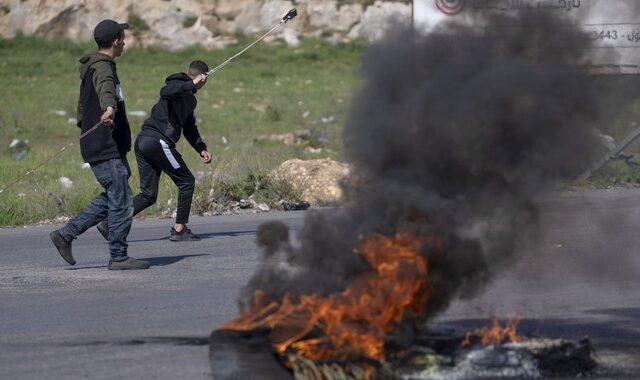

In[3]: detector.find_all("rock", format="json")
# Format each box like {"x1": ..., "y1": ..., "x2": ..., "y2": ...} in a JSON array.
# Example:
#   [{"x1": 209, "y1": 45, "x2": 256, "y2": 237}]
[
  {"x1": 320, "y1": 116, "x2": 335, "y2": 124},
  {"x1": 130, "y1": 1, "x2": 233, "y2": 51},
  {"x1": 349, "y1": 1, "x2": 411, "y2": 41},
  {"x1": 282, "y1": 27, "x2": 300, "y2": 47},
  {"x1": 9, "y1": 138, "x2": 28, "y2": 148},
  {"x1": 256, "y1": 203, "x2": 271, "y2": 212},
  {"x1": 0, "y1": 0, "x2": 411, "y2": 48},
  {"x1": 9, "y1": 139, "x2": 20, "y2": 149},
  {"x1": 216, "y1": 0, "x2": 262, "y2": 34},
  {"x1": 259, "y1": 1, "x2": 300, "y2": 34},
  {"x1": 58, "y1": 177, "x2": 73, "y2": 189},
  {"x1": 216, "y1": 0, "x2": 254, "y2": 21},
  {"x1": 55, "y1": 216, "x2": 70, "y2": 223},
  {"x1": 304, "y1": 146, "x2": 322, "y2": 154},
  {"x1": 307, "y1": 1, "x2": 363, "y2": 32},
  {"x1": 269, "y1": 159, "x2": 350, "y2": 206},
  {"x1": 0, "y1": 0, "x2": 101, "y2": 40},
  {"x1": 278, "y1": 200, "x2": 310, "y2": 211},
  {"x1": 228, "y1": 1, "x2": 298, "y2": 36},
  {"x1": 255, "y1": 130, "x2": 311, "y2": 146},
  {"x1": 238, "y1": 199, "x2": 252, "y2": 209}
]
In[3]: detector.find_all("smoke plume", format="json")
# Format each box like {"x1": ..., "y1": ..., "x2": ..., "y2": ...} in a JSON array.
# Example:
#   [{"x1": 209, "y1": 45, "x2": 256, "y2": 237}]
[{"x1": 240, "y1": 11, "x2": 603, "y2": 323}]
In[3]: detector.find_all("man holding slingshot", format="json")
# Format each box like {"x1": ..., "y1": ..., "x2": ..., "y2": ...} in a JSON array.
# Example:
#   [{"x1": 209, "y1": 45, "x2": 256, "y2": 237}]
[
  {"x1": 49, "y1": 20, "x2": 149, "y2": 270},
  {"x1": 96, "y1": 60, "x2": 212, "y2": 242}
]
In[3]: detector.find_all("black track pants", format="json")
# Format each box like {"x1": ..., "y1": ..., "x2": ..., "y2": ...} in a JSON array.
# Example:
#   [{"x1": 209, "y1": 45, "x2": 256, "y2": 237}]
[{"x1": 133, "y1": 135, "x2": 195, "y2": 224}]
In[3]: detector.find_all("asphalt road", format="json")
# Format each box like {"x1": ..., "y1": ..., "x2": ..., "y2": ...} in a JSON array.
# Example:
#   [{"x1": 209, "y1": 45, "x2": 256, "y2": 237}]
[{"x1": 1, "y1": 189, "x2": 639, "y2": 379}]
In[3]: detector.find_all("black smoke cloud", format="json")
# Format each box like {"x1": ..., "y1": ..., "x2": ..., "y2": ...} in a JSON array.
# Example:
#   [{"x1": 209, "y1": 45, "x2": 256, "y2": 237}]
[{"x1": 239, "y1": 11, "x2": 603, "y2": 322}]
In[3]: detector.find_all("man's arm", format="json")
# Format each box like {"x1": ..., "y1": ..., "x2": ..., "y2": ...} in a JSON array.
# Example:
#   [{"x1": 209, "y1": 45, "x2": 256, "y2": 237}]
[
  {"x1": 92, "y1": 62, "x2": 118, "y2": 111},
  {"x1": 183, "y1": 114, "x2": 208, "y2": 154},
  {"x1": 160, "y1": 81, "x2": 196, "y2": 99},
  {"x1": 92, "y1": 61, "x2": 119, "y2": 125},
  {"x1": 184, "y1": 115, "x2": 212, "y2": 164},
  {"x1": 160, "y1": 74, "x2": 207, "y2": 99}
]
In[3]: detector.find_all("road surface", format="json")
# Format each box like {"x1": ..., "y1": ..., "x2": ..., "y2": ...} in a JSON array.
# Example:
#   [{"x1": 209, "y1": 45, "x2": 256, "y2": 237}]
[{"x1": 1, "y1": 189, "x2": 639, "y2": 379}]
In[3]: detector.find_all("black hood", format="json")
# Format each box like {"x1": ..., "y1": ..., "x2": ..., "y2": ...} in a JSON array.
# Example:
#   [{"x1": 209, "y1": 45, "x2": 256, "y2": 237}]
[{"x1": 165, "y1": 72, "x2": 196, "y2": 92}]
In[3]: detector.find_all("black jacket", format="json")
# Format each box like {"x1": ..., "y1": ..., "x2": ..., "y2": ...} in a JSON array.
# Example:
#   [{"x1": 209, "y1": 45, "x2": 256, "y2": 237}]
[
  {"x1": 139, "y1": 73, "x2": 207, "y2": 153},
  {"x1": 77, "y1": 53, "x2": 131, "y2": 163}
]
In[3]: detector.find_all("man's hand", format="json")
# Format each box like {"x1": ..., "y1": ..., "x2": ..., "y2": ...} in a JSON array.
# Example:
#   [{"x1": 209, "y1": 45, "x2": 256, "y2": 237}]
[
  {"x1": 192, "y1": 74, "x2": 208, "y2": 87},
  {"x1": 200, "y1": 150, "x2": 212, "y2": 164},
  {"x1": 101, "y1": 106, "x2": 115, "y2": 125}
]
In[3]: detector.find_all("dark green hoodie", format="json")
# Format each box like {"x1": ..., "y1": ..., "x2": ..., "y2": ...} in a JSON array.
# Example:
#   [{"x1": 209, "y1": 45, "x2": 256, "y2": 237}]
[{"x1": 77, "y1": 52, "x2": 131, "y2": 163}]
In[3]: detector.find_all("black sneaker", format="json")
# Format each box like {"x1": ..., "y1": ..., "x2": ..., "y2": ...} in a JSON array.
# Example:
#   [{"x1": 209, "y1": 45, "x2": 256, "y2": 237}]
[
  {"x1": 96, "y1": 220, "x2": 109, "y2": 241},
  {"x1": 49, "y1": 230, "x2": 76, "y2": 265},
  {"x1": 169, "y1": 226, "x2": 201, "y2": 242},
  {"x1": 108, "y1": 257, "x2": 150, "y2": 270}
]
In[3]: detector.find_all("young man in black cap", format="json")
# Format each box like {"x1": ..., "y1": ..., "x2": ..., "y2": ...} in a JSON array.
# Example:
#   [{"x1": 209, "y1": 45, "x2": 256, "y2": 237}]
[
  {"x1": 97, "y1": 60, "x2": 212, "y2": 241},
  {"x1": 49, "y1": 20, "x2": 149, "y2": 270}
]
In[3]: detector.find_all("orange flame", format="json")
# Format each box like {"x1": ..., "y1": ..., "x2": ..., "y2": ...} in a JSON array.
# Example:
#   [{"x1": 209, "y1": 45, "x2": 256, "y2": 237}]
[
  {"x1": 461, "y1": 314, "x2": 525, "y2": 347},
  {"x1": 222, "y1": 231, "x2": 439, "y2": 362}
]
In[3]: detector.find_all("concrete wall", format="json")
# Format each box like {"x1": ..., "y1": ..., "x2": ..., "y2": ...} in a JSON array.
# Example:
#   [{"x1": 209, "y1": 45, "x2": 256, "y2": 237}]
[{"x1": 413, "y1": 0, "x2": 640, "y2": 74}]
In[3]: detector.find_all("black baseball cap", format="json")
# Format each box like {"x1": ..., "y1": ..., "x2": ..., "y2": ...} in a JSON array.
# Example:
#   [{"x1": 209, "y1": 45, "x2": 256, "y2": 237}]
[{"x1": 94, "y1": 20, "x2": 129, "y2": 45}]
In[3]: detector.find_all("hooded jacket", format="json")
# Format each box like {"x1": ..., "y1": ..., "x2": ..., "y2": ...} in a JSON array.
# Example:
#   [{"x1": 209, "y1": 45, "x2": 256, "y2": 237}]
[
  {"x1": 77, "y1": 52, "x2": 131, "y2": 163},
  {"x1": 139, "y1": 73, "x2": 207, "y2": 153}
]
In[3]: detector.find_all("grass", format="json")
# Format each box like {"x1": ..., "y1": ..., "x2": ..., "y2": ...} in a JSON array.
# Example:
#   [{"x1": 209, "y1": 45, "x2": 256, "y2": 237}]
[
  {"x1": 0, "y1": 36, "x2": 365, "y2": 226},
  {"x1": 2, "y1": 36, "x2": 640, "y2": 226},
  {"x1": 577, "y1": 75, "x2": 640, "y2": 187}
]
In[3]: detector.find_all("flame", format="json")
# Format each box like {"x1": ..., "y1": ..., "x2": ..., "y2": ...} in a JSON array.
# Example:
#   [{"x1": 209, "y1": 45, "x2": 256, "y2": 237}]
[
  {"x1": 461, "y1": 314, "x2": 525, "y2": 347},
  {"x1": 222, "y1": 230, "x2": 439, "y2": 362}
]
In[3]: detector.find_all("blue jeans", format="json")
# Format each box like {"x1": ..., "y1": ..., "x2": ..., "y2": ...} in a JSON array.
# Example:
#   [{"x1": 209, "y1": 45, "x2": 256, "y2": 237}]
[{"x1": 58, "y1": 158, "x2": 133, "y2": 261}]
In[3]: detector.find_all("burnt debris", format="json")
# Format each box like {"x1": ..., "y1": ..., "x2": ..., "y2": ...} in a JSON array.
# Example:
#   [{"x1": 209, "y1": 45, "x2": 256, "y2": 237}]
[{"x1": 213, "y1": 7, "x2": 610, "y2": 379}]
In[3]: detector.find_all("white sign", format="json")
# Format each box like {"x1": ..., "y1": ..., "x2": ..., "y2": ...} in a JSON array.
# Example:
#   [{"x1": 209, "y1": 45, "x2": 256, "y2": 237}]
[{"x1": 413, "y1": 0, "x2": 640, "y2": 74}]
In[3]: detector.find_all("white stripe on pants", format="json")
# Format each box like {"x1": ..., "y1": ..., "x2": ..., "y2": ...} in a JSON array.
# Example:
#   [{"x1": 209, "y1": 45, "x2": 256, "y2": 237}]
[{"x1": 159, "y1": 139, "x2": 181, "y2": 169}]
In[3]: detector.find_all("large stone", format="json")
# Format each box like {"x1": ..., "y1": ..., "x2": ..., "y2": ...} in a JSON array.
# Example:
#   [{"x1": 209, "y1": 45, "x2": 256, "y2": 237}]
[
  {"x1": 307, "y1": 1, "x2": 363, "y2": 32},
  {"x1": 217, "y1": 0, "x2": 263, "y2": 35},
  {"x1": 349, "y1": 0, "x2": 411, "y2": 41},
  {"x1": 270, "y1": 159, "x2": 350, "y2": 206},
  {"x1": 215, "y1": 0, "x2": 255, "y2": 20},
  {"x1": 226, "y1": 0, "x2": 298, "y2": 35},
  {"x1": 0, "y1": 0, "x2": 114, "y2": 40},
  {"x1": 0, "y1": 0, "x2": 411, "y2": 49},
  {"x1": 131, "y1": 0, "x2": 233, "y2": 50}
]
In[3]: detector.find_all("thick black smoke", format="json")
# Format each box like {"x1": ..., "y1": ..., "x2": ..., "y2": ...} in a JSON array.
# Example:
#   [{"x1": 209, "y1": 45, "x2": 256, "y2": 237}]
[{"x1": 239, "y1": 11, "x2": 603, "y2": 322}]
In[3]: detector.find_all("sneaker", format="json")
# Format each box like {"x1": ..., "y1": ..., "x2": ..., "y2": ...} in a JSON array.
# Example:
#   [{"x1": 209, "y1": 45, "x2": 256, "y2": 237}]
[
  {"x1": 49, "y1": 230, "x2": 76, "y2": 265},
  {"x1": 169, "y1": 226, "x2": 201, "y2": 242},
  {"x1": 96, "y1": 220, "x2": 109, "y2": 241},
  {"x1": 108, "y1": 257, "x2": 150, "y2": 270}
]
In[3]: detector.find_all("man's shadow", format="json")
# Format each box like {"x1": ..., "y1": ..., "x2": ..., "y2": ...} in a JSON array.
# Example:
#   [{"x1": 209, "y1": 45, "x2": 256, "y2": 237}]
[
  {"x1": 128, "y1": 230, "x2": 256, "y2": 243},
  {"x1": 144, "y1": 253, "x2": 210, "y2": 267},
  {"x1": 65, "y1": 253, "x2": 210, "y2": 270}
]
